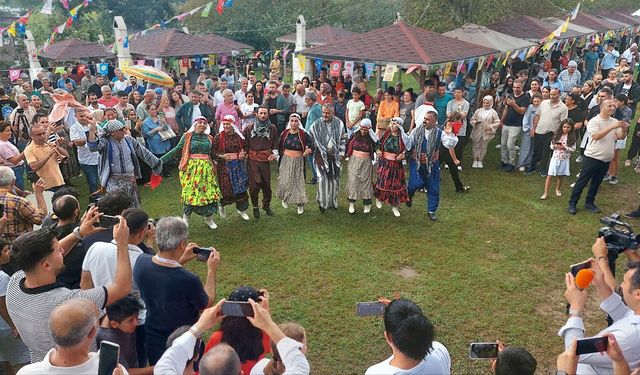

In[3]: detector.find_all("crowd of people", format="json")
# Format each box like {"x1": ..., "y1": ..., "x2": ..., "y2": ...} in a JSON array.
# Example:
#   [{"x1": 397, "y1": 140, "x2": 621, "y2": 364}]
[{"x1": 0, "y1": 35, "x2": 638, "y2": 374}]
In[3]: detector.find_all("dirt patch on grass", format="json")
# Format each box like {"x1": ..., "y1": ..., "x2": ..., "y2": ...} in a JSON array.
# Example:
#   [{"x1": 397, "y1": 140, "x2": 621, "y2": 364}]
[{"x1": 396, "y1": 266, "x2": 419, "y2": 279}]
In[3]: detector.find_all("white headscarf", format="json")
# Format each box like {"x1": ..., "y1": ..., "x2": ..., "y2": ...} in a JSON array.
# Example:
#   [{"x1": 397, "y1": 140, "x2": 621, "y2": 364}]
[
  {"x1": 187, "y1": 116, "x2": 211, "y2": 134},
  {"x1": 352, "y1": 118, "x2": 378, "y2": 142},
  {"x1": 286, "y1": 113, "x2": 304, "y2": 131},
  {"x1": 218, "y1": 114, "x2": 244, "y2": 139},
  {"x1": 390, "y1": 117, "x2": 411, "y2": 149}
]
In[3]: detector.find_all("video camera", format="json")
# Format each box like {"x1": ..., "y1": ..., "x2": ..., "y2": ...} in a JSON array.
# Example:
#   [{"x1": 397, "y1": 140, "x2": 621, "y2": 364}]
[{"x1": 598, "y1": 214, "x2": 638, "y2": 278}]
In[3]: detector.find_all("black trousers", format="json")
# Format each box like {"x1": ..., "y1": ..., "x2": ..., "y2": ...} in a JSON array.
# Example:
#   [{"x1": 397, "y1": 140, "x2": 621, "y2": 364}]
[
  {"x1": 440, "y1": 146, "x2": 464, "y2": 192},
  {"x1": 627, "y1": 122, "x2": 640, "y2": 160},
  {"x1": 454, "y1": 135, "x2": 469, "y2": 164},
  {"x1": 569, "y1": 155, "x2": 610, "y2": 205},
  {"x1": 528, "y1": 132, "x2": 554, "y2": 173},
  {"x1": 136, "y1": 324, "x2": 147, "y2": 367}
]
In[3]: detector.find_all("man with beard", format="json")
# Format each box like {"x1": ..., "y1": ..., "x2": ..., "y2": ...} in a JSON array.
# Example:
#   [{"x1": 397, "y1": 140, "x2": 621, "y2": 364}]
[
  {"x1": 243, "y1": 106, "x2": 278, "y2": 218},
  {"x1": 307, "y1": 104, "x2": 346, "y2": 212}
]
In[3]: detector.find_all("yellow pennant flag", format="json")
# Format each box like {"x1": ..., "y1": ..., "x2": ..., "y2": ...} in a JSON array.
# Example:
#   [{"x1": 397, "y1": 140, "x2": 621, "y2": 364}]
[
  {"x1": 208, "y1": 54, "x2": 216, "y2": 66},
  {"x1": 297, "y1": 54, "x2": 305, "y2": 71},
  {"x1": 443, "y1": 62, "x2": 452, "y2": 76},
  {"x1": 561, "y1": 17, "x2": 569, "y2": 33},
  {"x1": 542, "y1": 41, "x2": 554, "y2": 51},
  {"x1": 7, "y1": 23, "x2": 16, "y2": 37},
  {"x1": 502, "y1": 51, "x2": 510, "y2": 66},
  {"x1": 594, "y1": 34, "x2": 600, "y2": 44}
]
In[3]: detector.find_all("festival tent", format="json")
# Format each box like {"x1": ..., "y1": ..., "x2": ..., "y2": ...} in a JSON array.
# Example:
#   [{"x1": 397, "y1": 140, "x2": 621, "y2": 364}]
[
  {"x1": 487, "y1": 16, "x2": 559, "y2": 42},
  {"x1": 276, "y1": 25, "x2": 357, "y2": 46},
  {"x1": 298, "y1": 22, "x2": 498, "y2": 67},
  {"x1": 539, "y1": 17, "x2": 596, "y2": 37},
  {"x1": 443, "y1": 23, "x2": 535, "y2": 52},
  {"x1": 571, "y1": 13, "x2": 630, "y2": 31},
  {"x1": 39, "y1": 39, "x2": 114, "y2": 61},
  {"x1": 595, "y1": 11, "x2": 640, "y2": 26},
  {"x1": 129, "y1": 29, "x2": 252, "y2": 58}
]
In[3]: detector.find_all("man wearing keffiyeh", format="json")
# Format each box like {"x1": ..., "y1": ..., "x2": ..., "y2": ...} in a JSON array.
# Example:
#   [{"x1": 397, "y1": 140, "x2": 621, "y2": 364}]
[{"x1": 242, "y1": 106, "x2": 278, "y2": 219}]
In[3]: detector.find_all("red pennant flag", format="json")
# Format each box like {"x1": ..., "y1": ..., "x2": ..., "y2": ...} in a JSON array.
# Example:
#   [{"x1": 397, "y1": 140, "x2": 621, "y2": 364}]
[
  {"x1": 66, "y1": 17, "x2": 73, "y2": 27},
  {"x1": 485, "y1": 54, "x2": 495, "y2": 68},
  {"x1": 149, "y1": 174, "x2": 163, "y2": 190},
  {"x1": 216, "y1": 0, "x2": 224, "y2": 14}
]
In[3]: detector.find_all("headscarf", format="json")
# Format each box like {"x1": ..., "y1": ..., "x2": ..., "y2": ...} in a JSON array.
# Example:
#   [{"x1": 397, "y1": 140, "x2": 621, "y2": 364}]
[
  {"x1": 390, "y1": 117, "x2": 411, "y2": 149},
  {"x1": 352, "y1": 118, "x2": 378, "y2": 142},
  {"x1": 479, "y1": 95, "x2": 494, "y2": 120},
  {"x1": 286, "y1": 113, "x2": 303, "y2": 130},
  {"x1": 217, "y1": 114, "x2": 244, "y2": 139},
  {"x1": 105, "y1": 119, "x2": 126, "y2": 134},
  {"x1": 187, "y1": 116, "x2": 210, "y2": 134}
]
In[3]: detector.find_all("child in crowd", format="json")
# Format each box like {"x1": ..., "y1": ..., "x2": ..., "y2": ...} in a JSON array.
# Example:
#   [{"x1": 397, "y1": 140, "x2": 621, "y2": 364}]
[
  {"x1": 604, "y1": 94, "x2": 632, "y2": 184},
  {"x1": 0, "y1": 238, "x2": 30, "y2": 375},
  {"x1": 250, "y1": 322, "x2": 308, "y2": 375},
  {"x1": 541, "y1": 119, "x2": 576, "y2": 200},
  {"x1": 96, "y1": 294, "x2": 144, "y2": 371}
]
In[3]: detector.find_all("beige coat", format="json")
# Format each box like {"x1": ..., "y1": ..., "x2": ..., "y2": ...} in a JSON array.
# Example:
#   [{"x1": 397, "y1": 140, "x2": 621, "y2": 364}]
[{"x1": 470, "y1": 108, "x2": 501, "y2": 143}]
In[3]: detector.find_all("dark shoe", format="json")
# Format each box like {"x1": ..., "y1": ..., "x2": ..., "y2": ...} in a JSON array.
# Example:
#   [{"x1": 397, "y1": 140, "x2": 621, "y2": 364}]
[
  {"x1": 568, "y1": 203, "x2": 577, "y2": 215},
  {"x1": 308, "y1": 178, "x2": 317, "y2": 185},
  {"x1": 524, "y1": 169, "x2": 537, "y2": 176},
  {"x1": 456, "y1": 186, "x2": 471, "y2": 193},
  {"x1": 319, "y1": 205, "x2": 326, "y2": 213},
  {"x1": 264, "y1": 207, "x2": 274, "y2": 216},
  {"x1": 253, "y1": 207, "x2": 260, "y2": 218},
  {"x1": 497, "y1": 162, "x2": 506, "y2": 170},
  {"x1": 502, "y1": 164, "x2": 515, "y2": 172},
  {"x1": 584, "y1": 203, "x2": 601, "y2": 213},
  {"x1": 538, "y1": 170, "x2": 547, "y2": 177},
  {"x1": 624, "y1": 209, "x2": 640, "y2": 219},
  {"x1": 406, "y1": 197, "x2": 413, "y2": 207},
  {"x1": 428, "y1": 212, "x2": 438, "y2": 221}
]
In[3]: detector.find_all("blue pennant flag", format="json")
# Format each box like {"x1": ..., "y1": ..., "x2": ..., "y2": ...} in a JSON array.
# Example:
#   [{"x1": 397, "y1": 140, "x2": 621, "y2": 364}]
[
  {"x1": 224, "y1": 0, "x2": 233, "y2": 7},
  {"x1": 314, "y1": 58, "x2": 324, "y2": 74}
]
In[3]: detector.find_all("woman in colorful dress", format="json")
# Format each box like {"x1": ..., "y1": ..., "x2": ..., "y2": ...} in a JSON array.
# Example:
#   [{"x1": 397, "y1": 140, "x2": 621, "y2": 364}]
[
  {"x1": 212, "y1": 114, "x2": 250, "y2": 221},
  {"x1": 374, "y1": 117, "x2": 410, "y2": 217},
  {"x1": 345, "y1": 118, "x2": 377, "y2": 214},
  {"x1": 160, "y1": 116, "x2": 221, "y2": 229},
  {"x1": 276, "y1": 113, "x2": 312, "y2": 215}
]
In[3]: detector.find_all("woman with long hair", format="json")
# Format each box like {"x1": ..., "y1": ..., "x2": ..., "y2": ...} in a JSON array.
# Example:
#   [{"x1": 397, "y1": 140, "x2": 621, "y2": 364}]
[
  {"x1": 160, "y1": 116, "x2": 221, "y2": 229},
  {"x1": 251, "y1": 81, "x2": 265, "y2": 106},
  {"x1": 129, "y1": 90, "x2": 142, "y2": 108}
]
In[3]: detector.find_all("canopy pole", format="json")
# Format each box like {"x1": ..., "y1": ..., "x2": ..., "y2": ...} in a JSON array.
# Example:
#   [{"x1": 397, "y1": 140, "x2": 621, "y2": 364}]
[
  {"x1": 283, "y1": 50, "x2": 287, "y2": 83},
  {"x1": 419, "y1": 69, "x2": 426, "y2": 90},
  {"x1": 376, "y1": 66, "x2": 382, "y2": 90}
]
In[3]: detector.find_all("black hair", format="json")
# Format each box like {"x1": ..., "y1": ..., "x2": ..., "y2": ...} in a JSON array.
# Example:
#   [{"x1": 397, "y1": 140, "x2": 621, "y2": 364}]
[
  {"x1": 52, "y1": 195, "x2": 79, "y2": 221},
  {"x1": 615, "y1": 93, "x2": 629, "y2": 105},
  {"x1": 626, "y1": 261, "x2": 640, "y2": 291},
  {"x1": 117, "y1": 91, "x2": 129, "y2": 97},
  {"x1": 96, "y1": 190, "x2": 132, "y2": 215},
  {"x1": 282, "y1": 83, "x2": 290, "y2": 89},
  {"x1": 385, "y1": 87, "x2": 395, "y2": 95},
  {"x1": 0, "y1": 121, "x2": 10, "y2": 133},
  {"x1": 32, "y1": 113, "x2": 47, "y2": 125},
  {"x1": 12, "y1": 229, "x2": 57, "y2": 272},
  {"x1": 495, "y1": 347, "x2": 537, "y2": 375},
  {"x1": 553, "y1": 118, "x2": 576, "y2": 147},
  {"x1": 122, "y1": 208, "x2": 149, "y2": 234},
  {"x1": 424, "y1": 92, "x2": 436, "y2": 103},
  {"x1": 383, "y1": 299, "x2": 434, "y2": 361},
  {"x1": 52, "y1": 186, "x2": 79, "y2": 204},
  {"x1": 220, "y1": 286, "x2": 264, "y2": 362},
  {"x1": 106, "y1": 294, "x2": 143, "y2": 323},
  {"x1": 352, "y1": 87, "x2": 362, "y2": 95}
]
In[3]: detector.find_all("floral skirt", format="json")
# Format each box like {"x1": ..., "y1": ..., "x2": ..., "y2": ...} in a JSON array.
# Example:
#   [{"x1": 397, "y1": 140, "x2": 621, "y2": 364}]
[
  {"x1": 374, "y1": 159, "x2": 409, "y2": 206},
  {"x1": 180, "y1": 158, "x2": 221, "y2": 217}
]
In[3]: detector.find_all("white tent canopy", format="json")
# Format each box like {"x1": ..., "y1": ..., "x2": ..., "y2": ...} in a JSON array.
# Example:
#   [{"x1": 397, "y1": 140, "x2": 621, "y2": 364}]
[
  {"x1": 443, "y1": 23, "x2": 535, "y2": 52},
  {"x1": 540, "y1": 17, "x2": 596, "y2": 36}
]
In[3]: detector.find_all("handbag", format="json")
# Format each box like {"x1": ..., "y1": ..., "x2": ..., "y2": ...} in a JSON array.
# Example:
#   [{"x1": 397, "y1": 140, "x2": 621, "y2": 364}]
[{"x1": 157, "y1": 127, "x2": 177, "y2": 141}]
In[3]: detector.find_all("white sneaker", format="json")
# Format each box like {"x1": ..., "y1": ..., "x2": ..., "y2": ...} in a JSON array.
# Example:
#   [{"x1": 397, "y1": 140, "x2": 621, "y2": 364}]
[
  {"x1": 495, "y1": 144, "x2": 502, "y2": 149},
  {"x1": 472, "y1": 161, "x2": 478, "y2": 168},
  {"x1": 570, "y1": 182, "x2": 576, "y2": 188},
  {"x1": 375, "y1": 199, "x2": 383, "y2": 209},
  {"x1": 515, "y1": 145, "x2": 520, "y2": 150},
  {"x1": 478, "y1": 161, "x2": 483, "y2": 168},
  {"x1": 237, "y1": 210, "x2": 250, "y2": 221},
  {"x1": 204, "y1": 216, "x2": 217, "y2": 229},
  {"x1": 444, "y1": 164, "x2": 449, "y2": 169},
  {"x1": 281, "y1": 201, "x2": 289, "y2": 209},
  {"x1": 348, "y1": 203, "x2": 355, "y2": 214},
  {"x1": 364, "y1": 204, "x2": 371, "y2": 213},
  {"x1": 219, "y1": 205, "x2": 226, "y2": 219},
  {"x1": 519, "y1": 166, "x2": 525, "y2": 172},
  {"x1": 297, "y1": 206, "x2": 304, "y2": 215},
  {"x1": 182, "y1": 214, "x2": 190, "y2": 227},
  {"x1": 457, "y1": 166, "x2": 462, "y2": 171},
  {"x1": 392, "y1": 206, "x2": 400, "y2": 217}
]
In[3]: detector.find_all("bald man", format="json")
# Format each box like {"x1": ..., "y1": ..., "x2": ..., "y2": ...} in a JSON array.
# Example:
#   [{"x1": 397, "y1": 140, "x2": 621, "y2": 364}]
[
  {"x1": 17, "y1": 299, "x2": 127, "y2": 374},
  {"x1": 199, "y1": 344, "x2": 241, "y2": 375}
]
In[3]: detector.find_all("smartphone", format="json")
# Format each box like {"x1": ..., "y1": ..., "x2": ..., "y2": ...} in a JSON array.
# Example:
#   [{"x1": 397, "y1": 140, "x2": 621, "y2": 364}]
[
  {"x1": 469, "y1": 342, "x2": 499, "y2": 359},
  {"x1": 99, "y1": 214, "x2": 120, "y2": 228},
  {"x1": 0, "y1": 204, "x2": 4, "y2": 218},
  {"x1": 570, "y1": 260, "x2": 592, "y2": 277},
  {"x1": 97, "y1": 341, "x2": 120, "y2": 375},
  {"x1": 356, "y1": 302, "x2": 385, "y2": 316},
  {"x1": 221, "y1": 301, "x2": 254, "y2": 317},
  {"x1": 576, "y1": 336, "x2": 608, "y2": 355},
  {"x1": 192, "y1": 247, "x2": 212, "y2": 261},
  {"x1": 233, "y1": 99, "x2": 238, "y2": 105}
]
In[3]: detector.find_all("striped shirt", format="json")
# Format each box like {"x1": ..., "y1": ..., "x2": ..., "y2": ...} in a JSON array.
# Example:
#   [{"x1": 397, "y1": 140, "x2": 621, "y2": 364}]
[
  {"x1": 6, "y1": 270, "x2": 107, "y2": 362},
  {"x1": 0, "y1": 189, "x2": 45, "y2": 241}
]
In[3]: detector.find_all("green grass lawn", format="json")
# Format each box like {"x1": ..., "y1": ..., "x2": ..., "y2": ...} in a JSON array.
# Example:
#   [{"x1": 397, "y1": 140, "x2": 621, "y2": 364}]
[{"x1": 129, "y1": 138, "x2": 639, "y2": 374}]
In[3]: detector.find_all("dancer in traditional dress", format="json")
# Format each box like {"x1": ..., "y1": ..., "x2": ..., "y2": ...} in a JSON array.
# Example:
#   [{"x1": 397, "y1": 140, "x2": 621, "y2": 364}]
[
  {"x1": 243, "y1": 106, "x2": 278, "y2": 218},
  {"x1": 277, "y1": 113, "x2": 312, "y2": 214},
  {"x1": 212, "y1": 114, "x2": 250, "y2": 221},
  {"x1": 307, "y1": 104, "x2": 346, "y2": 212},
  {"x1": 88, "y1": 119, "x2": 162, "y2": 208},
  {"x1": 345, "y1": 118, "x2": 377, "y2": 214},
  {"x1": 160, "y1": 116, "x2": 221, "y2": 229},
  {"x1": 374, "y1": 117, "x2": 410, "y2": 217}
]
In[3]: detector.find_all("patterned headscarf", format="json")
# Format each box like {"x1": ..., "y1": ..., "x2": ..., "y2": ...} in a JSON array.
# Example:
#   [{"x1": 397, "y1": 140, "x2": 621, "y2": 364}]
[{"x1": 105, "y1": 119, "x2": 125, "y2": 134}]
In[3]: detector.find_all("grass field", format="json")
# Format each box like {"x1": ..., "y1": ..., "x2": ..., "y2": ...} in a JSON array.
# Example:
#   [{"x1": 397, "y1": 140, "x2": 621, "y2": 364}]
[{"x1": 129, "y1": 138, "x2": 639, "y2": 375}]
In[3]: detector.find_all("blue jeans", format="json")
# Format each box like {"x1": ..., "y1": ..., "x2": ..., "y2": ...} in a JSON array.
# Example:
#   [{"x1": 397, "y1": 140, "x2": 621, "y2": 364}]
[
  {"x1": 408, "y1": 159, "x2": 440, "y2": 213},
  {"x1": 80, "y1": 164, "x2": 99, "y2": 194},
  {"x1": 517, "y1": 130, "x2": 533, "y2": 168},
  {"x1": 11, "y1": 164, "x2": 24, "y2": 191}
]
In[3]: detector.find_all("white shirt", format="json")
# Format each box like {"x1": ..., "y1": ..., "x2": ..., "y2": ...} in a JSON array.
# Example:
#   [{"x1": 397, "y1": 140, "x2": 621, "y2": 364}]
[
  {"x1": 154, "y1": 330, "x2": 197, "y2": 374},
  {"x1": 17, "y1": 349, "x2": 129, "y2": 375},
  {"x1": 113, "y1": 80, "x2": 130, "y2": 93},
  {"x1": 0, "y1": 271, "x2": 9, "y2": 331},
  {"x1": 558, "y1": 293, "x2": 640, "y2": 374},
  {"x1": 235, "y1": 89, "x2": 247, "y2": 106},
  {"x1": 191, "y1": 104, "x2": 202, "y2": 124},
  {"x1": 249, "y1": 338, "x2": 310, "y2": 375},
  {"x1": 584, "y1": 115, "x2": 620, "y2": 162},
  {"x1": 213, "y1": 90, "x2": 225, "y2": 107},
  {"x1": 88, "y1": 103, "x2": 106, "y2": 114},
  {"x1": 69, "y1": 121, "x2": 99, "y2": 165},
  {"x1": 293, "y1": 93, "x2": 309, "y2": 114},
  {"x1": 82, "y1": 241, "x2": 146, "y2": 324},
  {"x1": 365, "y1": 341, "x2": 451, "y2": 375}
]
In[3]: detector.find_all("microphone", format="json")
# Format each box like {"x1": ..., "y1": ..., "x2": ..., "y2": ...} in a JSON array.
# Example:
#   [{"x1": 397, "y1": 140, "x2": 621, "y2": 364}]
[{"x1": 575, "y1": 269, "x2": 595, "y2": 290}]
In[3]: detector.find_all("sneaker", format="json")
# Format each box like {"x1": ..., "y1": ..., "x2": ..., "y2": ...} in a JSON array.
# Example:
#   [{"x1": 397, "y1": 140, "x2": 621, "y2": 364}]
[
  {"x1": 219, "y1": 205, "x2": 227, "y2": 219},
  {"x1": 584, "y1": 203, "x2": 602, "y2": 213},
  {"x1": 478, "y1": 161, "x2": 484, "y2": 168},
  {"x1": 308, "y1": 177, "x2": 317, "y2": 185},
  {"x1": 375, "y1": 199, "x2": 383, "y2": 209},
  {"x1": 538, "y1": 171, "x2": 547, "y2": 177},
  {"x1": 253, "y1": 207, "x2": 260, "y2": 218},
  {"x1": 603, "y1": 174, "x2": 611, "y2": 181},
  {"x1": 515, "y1": 145, "x2": 520, "y2": 150},
  {"x1": 457, "y1": 165, "x2": 462, "y2": 171},
  {"x1": 472, "y1": 161, "x2": 478, "y2": 168},
  {"x1": 281, "y1": 201, "x2": 289, "y2": 209},
  {"x1": 264, "y1": 207, "x2": 274, "y2": 216},
  {"x1": 405, "y1": 197, "x2": 413, "y2": 208},
  {"x1": 237, "y1": 210, "x2": 250, "y2": 220},
  {"x1": 624, "y1": 209, "x2": 640, "y2": 219},
  {"x1": 495, "y1": 144, "x2": 502, "y2": 149},
  {"x1": 519, "y1": 166, "x2": 525, "y2": 172},
  {"x1": 428, "y1": 212, "x2": 438, "y2": 221},
  {"x1": 392, "y1": 206, "x2": 400, "y2": 217},
  {"x1": 609, "y1": 176, "x2": 619, "y2": 185},
  {"x1": 568, "y1": 203, "x2": 577, "y2": 215},
  {"x1": 497, "y1": 162, "x2": 506, "y2": 169},
  {"x1": 297, "y1": 206, "x2": 304, "y2": 215},
  {"x1": 364, "y1": 204, "x2": 371, "y2": 213},
  {"x1": 182, "y1": 214, "x2": 190, "y2": 227},
  {"x1": 576, "y1": 155, "x2": 583, "y2": 163},
  {"x1": 503, "y1": 164, "x2": 515, "y2": 172},
  {"x1": 457, "y1": 186, "x2": 471, "y2": 193},
  {"x1": 625, "y1": 159, "x2": 632, "y2": 167},
  {"x1": 348, "y1": 203, "x2": 355, "y2": 214},
  {"x1": 444, "y1": 164, "x2": 449, "y2": 169},
  {"x1": 524, "y1": 169, "x2": 537, "y2": 176},
  {"x1": 570, "y1": 182, "x2": 576, "y2": 188},
  {"x1": 204, "y1": 216, "x2": 217, "y2": 229},
  {"x1": 319, "y1": 205, "x2": 326, "y2": 213}
]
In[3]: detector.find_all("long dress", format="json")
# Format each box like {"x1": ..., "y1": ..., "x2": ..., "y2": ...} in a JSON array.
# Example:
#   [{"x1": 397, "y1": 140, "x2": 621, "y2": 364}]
[
  {"x1": 277, "y1": 130, "x2": 310, "y2": 206},
  {"x1": 374, "y1": 131, "x2": 409, "y2": 206},
  {"x1": 212, "y1": 131, "x2": 249, "y2": 210},
  {"x1": 345, "y1": 132, "x2": 376, "y2": 202},
  {"x1": 161, "y1": 132, "x2": 221, "y2": 216}
]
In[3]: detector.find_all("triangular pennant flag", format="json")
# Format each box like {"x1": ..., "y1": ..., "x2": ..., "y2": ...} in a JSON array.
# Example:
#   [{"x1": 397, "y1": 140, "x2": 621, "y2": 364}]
[
  {"x1": 297, "y1": 54, "x2": 305, "y2": 72},
  {"x1": 217, "y1": 0, "x2": 224, "y2": 14},
  {"x1": 16, "y1": 23, "x2": 25, "y2": 36},
  {"x1": 41, "y1": 0, "x2": 53, "y2": 14},
  {"x1": 60, "y1": 0, "x2": 69, "y2": 9},
  {"x1": 456, "y1": 60, "x2": 465, "y2": 76},
  {"x1": 224, "y1": 0, "x2": 233, "y2": 7},
  {"x1": 176, "y1": 12, "x2": 189, "y2": 21},
  {"x1": 443, "y1": 62, "x2": 453, "y2": 76},
  {"x1": 571, "y1": 2, "x2": 580, "y2": 20},
  {"x1": 6, "y1": 23, "x2": 16, "y2": 37},
  {"x1": 561, "y1": 17, "x2": 569, "y2": 33},
  {"x1": 406, "y1": 64, "x2": 421, "y2": 74},
  {"x1": 69, "y1": 4, "x2": 82, "y2": 17},
  {"x1": 66, "y1": 17, "x2": 73, "y2": 27},
  {"x1": 57, "y1": 21, "x2": 66, "y2": 34},
  {"x1": 314, "y1": 58, "x2": 324, "y2": 74},
  {"x1": 202, "y1": 2, "x2": 213, "y2": 17},
  {"x1": 485, "y1": 54, "x2": 495, "y2": 68}
]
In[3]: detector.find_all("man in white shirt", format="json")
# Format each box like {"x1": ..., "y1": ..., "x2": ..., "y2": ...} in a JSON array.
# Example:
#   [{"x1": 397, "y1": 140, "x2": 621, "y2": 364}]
[
  {"x1": 17, "y1": 298, "x2": 128, "y2": 375},
  {"x1": 213, "y1": 78, "x2": 229, "y2": 108},
  {"x1": 69, "y1": 109, "x2": 100, "y2": 195},
  {"x1": 292, "y1": 84, "x2": 308, "y2": 117},
  {"x1": 114, "y1": 91, "x2": 135, "y2": 120},
  {"x1": 235, "y1": 78, "x2": 249, "y2": 106},
  {"x1": 365, "y1": 298, "x2": 450, "y2": 375},
  {"x1": 568, "y1": 98, "x2": 628, "y2": 214},
  {"x1": 112, "y1": 71, "x2": 130, "y2": 93},
  {"x1": 87, "y1": 93, "x2": 106, "y2": 114}
]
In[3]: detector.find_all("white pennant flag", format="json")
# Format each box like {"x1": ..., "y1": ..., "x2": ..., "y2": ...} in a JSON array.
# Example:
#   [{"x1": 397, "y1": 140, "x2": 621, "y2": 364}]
[
  {"x1": 57, "y1": 21, "x2": 66, "y2": 34},
  {"x1": 571, "y1": 2, "x2": 580, "y2": 20},
  {"x1": 41, "y1": 0, "x2": 53, "y2": 15},
  {"x1": 633, "y1": 8, "x2": 640, "y2": 17}
]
